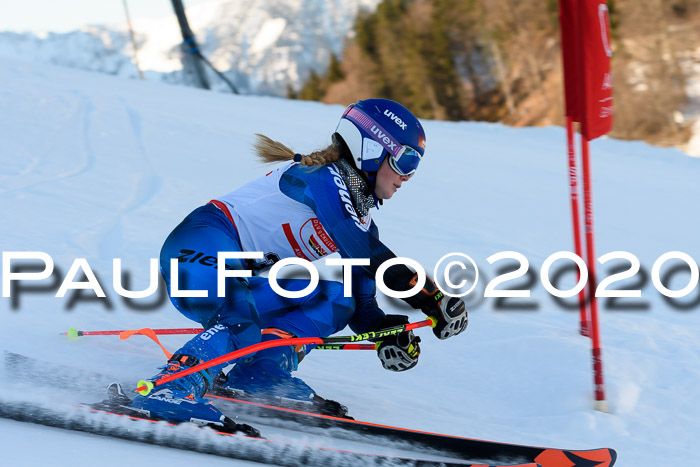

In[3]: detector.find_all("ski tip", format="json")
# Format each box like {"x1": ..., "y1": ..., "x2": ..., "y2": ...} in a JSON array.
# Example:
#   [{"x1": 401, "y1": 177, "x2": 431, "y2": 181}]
[{"x1": 535, "y1": 447, "x2": 617, "y2": 467}]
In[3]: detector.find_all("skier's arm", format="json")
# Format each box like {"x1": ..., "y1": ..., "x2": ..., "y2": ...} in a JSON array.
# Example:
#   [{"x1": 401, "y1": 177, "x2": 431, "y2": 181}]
[
  {"x1": 347, "y1": 265, "x2": 384, "y2": 334},
  {"x1": 281, "y1": 164, "x2": 467, "y2": 340},
  {"x1": 280, "y1": 164, "x2": 414, "y2": 287},
  {"x1": 342, "y1": 223, "x2": 420, "y2": 372},
  {"x1": 345, "y1": 221, "x2": 385, "y2": 334},
  {"x1": 348, "y1": 262, "x2": 421, "y2": 372}
]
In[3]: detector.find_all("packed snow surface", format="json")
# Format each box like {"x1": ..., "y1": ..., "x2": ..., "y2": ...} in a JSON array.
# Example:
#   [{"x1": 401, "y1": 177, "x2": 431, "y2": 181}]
[{"x1": 1, "y1": 57, "x2": 699, "y2": 466}]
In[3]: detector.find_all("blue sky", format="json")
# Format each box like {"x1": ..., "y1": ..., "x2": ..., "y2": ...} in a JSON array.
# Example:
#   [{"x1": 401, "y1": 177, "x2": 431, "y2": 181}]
[{"x1": 0, "y1": 0, "x2": 210, "y2": 33}]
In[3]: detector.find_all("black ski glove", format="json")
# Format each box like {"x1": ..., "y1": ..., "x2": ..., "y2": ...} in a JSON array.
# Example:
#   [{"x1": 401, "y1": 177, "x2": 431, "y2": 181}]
[
  {"x1": 403, "y1": 274, "x2": 468, "y2": 340},
  {"x1": 368, "y1": 314, "x2": 421, "y2": 372}
]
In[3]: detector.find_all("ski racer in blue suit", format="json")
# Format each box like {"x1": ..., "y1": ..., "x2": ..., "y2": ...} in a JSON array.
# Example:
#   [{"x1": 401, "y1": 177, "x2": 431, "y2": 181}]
[{"x1": 128, "y1": 99, "x2": 469, "y2": 429}]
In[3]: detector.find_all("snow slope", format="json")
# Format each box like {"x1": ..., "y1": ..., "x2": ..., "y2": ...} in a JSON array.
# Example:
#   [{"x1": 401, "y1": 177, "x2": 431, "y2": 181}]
[{"x1": 1, "y1": 57, "x2": 700, "y2": 466}]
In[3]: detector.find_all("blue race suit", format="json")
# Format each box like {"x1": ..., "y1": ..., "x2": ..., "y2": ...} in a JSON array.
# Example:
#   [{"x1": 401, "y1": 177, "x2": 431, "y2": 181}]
[{"x1": 159, "y1": 161, "x2": 412, "y2": 378}]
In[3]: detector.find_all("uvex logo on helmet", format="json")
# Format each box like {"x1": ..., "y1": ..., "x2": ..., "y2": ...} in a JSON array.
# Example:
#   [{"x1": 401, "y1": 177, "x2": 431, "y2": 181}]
[
  {"x1": 370, "y1": 125, "x2": 399, "y2": 153},
  {"x1": 384, "y1": 110, "x2": 407, "y2": 130}
]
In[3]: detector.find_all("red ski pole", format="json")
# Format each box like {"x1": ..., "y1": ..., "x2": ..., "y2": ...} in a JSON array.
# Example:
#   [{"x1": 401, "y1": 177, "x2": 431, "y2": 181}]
[
  {"x1": 136, "y1": 318, "x2": 436, "y2": 395},
  {"x1": 63, "y1": 327, "x2": 376, "y2": 357},
  {"x1": 61, "y1": 328, "x2": 380, "y2": 347},
  {"x1": 62, "y1": 327, "x2": 204, "y2": 339}
]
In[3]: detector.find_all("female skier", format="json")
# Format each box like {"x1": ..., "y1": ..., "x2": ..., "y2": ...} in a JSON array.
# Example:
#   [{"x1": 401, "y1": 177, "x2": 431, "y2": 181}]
[{"x1": 127, "y1": 98, "x2": 468, "y2": 428}]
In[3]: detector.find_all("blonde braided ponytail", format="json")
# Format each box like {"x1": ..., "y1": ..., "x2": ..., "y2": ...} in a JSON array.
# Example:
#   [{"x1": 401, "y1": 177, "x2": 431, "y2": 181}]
[{"x1": 253, "y1": 134, "x2": 342, "y2": 168}]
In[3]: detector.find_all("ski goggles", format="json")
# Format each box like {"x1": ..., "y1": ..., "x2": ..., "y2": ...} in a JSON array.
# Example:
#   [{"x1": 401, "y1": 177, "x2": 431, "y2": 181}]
[{"x1": 388, "y1": 144, "x2": 422, "y2": 178}]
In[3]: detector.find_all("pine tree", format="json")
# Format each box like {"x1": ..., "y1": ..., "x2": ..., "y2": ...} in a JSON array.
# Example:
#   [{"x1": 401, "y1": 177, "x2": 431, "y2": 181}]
[
  {"x1": 286, "y1": 83, "x2": 298, "y2": 99},
  {"x1": 326, "y1": 54, "x2": 345, "y2": 83},
  {"x1": 298, "y1": 70, "x2": 324, "y2": 101}
]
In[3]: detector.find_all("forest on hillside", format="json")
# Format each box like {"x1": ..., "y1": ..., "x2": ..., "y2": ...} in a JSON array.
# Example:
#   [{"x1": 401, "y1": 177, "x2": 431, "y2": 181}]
[{"x1": 294, "y1": 0, "x2": 700, "y2": 147}]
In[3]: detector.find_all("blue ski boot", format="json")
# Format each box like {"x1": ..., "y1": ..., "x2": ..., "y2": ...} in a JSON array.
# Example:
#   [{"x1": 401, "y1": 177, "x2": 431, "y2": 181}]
[
  {"x1": 215, "y1": 332, "x2": 350, "y2": 418},
  {"x1": 126, "y1": 354, "x2": 259, "y2": 435}
]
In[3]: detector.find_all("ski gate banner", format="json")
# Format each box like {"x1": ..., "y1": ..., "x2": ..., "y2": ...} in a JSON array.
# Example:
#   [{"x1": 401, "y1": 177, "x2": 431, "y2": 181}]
[
  {"x1": 560, "y1": 0, "x2": 613, "y2": 140},
  {"x1": 558, "y1": 0, "x2": 613, "y2": 412}
]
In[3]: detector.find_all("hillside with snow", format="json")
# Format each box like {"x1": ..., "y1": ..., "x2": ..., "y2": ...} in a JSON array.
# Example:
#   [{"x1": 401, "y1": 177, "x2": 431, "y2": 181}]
[
  {"x1": 0, "y1": 0, "x2": 380, "y2": 95},
  {"x1": 1, "y1": 57, "x2": 700, "y2": 466}
]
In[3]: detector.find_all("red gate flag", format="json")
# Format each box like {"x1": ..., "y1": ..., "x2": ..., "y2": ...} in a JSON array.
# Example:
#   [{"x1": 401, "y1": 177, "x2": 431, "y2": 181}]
[
  {"x1": 559, "y1": 0, "x2": 613, "y2": 140},
  {"x1": 559, "y1": 0, "x2": 582, "y2": 120}
]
